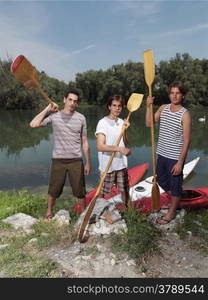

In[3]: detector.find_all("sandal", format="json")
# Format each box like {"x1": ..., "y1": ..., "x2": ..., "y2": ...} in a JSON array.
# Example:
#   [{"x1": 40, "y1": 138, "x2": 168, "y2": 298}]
[{"x1": 156, "y1": 215, "x2": 175, "y2": 225}]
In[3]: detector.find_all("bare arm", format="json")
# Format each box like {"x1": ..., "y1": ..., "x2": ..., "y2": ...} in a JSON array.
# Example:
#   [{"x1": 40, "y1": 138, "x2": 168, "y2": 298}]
[
  {"x1": 82, "y1": 135, "x2": 91, "y2": 175},
  {"x1": 145, "y1": 96, "x2": 166, "y2": 127},
  {"x1": 96, "y1": 133, "x2": 131, "y2": 156},
  {"x1": 29, "y1": 102, "x2": 58, "y2": 128},
  {"x1": 171, "y1": 111, "x2": 192, "y2": 175}
]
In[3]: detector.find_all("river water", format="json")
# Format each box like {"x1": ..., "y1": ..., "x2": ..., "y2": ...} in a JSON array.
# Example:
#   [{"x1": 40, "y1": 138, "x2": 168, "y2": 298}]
[{"x1": 0, "y1": 106, "x2": 207, "y2": 193}]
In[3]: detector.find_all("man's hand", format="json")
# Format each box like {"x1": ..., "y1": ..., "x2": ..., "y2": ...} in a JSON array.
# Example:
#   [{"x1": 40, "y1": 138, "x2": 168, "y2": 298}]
[
  {"x1": 84, "y1": 163, "x2": 91, "y2": 175},
  {"x1": 171, "y1": 162, "x2": 183, "y2": 176},
  {"x1": 146, "y1": 96, "x2": 154, "y2": 106},
  {"x1": 50, "y1": 102, "x2": 59, "y2": 112},
  {"x1": 123, "y1": 119, "x2": 130, "y2": 129},
  {"x1": 119, "y1": 147, "x2": 132, "y2": 156}
]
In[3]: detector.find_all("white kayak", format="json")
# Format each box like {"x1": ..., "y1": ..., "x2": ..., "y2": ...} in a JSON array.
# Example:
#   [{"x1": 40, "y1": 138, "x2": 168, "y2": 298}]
[{"x1": 111, "y1": 157, "x2": 200, "y2": 204}]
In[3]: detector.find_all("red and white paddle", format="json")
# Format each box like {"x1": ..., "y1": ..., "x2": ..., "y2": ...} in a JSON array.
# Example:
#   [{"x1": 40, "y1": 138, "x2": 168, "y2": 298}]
[{"x1": 11, "y1": 55, "x2": 58, "y2": 107}]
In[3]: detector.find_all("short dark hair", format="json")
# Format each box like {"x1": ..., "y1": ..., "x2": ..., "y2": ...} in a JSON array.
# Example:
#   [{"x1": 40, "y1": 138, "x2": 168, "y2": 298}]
[
  {"x1": 64, "y1": 89, "x2": 80, "y2": 99},
  {"x1": 107, "y1": 95, "x2": 125, "y2": 110},
  {"x1": 168, "y1": 82, "x2": 186, "y2": 96}
]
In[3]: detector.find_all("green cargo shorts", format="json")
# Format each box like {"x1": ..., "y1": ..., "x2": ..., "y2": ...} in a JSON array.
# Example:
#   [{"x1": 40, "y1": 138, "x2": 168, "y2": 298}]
[{"x1": 48, "y1": 158, "x2": 86, "y2": 198}]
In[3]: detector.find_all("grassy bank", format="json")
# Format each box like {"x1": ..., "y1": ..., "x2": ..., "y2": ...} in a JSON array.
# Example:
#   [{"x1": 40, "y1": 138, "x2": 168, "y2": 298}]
[
  {"x1": 111, "y1": 205, "x2": 160, "y2": 261},
  {"x1": 1, "y1": 189, "x2": 208, "y2": 277},
  {"x1": 0, "y1": 189, "x2": 77, "y2": 221}
]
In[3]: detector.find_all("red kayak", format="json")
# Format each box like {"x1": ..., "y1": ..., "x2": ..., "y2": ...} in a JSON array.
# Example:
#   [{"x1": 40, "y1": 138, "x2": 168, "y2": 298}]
[
  {"x1": 132, "y1": 187, "x2": 208, "y2": 214},
  {"x1": 73, "y1": 163, "x2": 148, "y2": 212}
]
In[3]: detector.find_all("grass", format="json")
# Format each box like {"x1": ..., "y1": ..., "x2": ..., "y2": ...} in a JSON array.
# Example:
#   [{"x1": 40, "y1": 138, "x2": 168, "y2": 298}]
[
  {"x1": 0, "y1": 227, "x2": 58, "y2": 277},
  {"x1": 0, "y1": 189, "x2": 80, "y2": 277},
  {"x1": 0, "y1": 217, "x2": 77, "y2": 277},
  {"x1": 0, "y1": 189, "x2": 78, "y2": 221},
  {"x1": 110, "y1": 204, "x2": 160, "y2": 261},
  {"x1": 175, "y1": 208, "x2": 208, "y2": 254}
]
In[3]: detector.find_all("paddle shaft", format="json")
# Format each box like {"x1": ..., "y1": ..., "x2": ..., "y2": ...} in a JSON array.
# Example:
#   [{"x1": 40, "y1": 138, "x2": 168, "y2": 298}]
[
  {"x1": 27, "y1": 74, "x2": 53, "y2": 104},
  {"x1": 149, "y1": 86, "x2": 157, "y2": 182},
  {"x1": 36, "y1": 84, "x2": 53, "y2": 104},
  {"x1": 78, "y1": 113, "x2": 131, "y2": 241}
]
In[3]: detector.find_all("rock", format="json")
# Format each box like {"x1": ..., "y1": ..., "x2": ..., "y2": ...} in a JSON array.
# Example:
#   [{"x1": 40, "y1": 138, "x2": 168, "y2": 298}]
[
  {"x1": 41, "y1": 232, "x2": 49, "y2": 237},
  {"x1": 2, "y1": 213, "x2": 38, "y2": 231},
  {"x1": 89, "y1": 219, "x2": 127, "y2": 237},
  {"x1": 53, "y1": 209, "x2": 71, "y2": 225},
  {"x1": 0, "y1": 272, "x2": 6, "y2": 277},
  {"x1": 111, "y1": 258, "x2": 116, "y2": 266},
  {"x1": 148, "y1": 209, "x2": 186, "y2": 231},
  {"x1": 27, "y1": 238, "x2": 38, "y2": 244},
  {"x1": 0, "y1": 244, "x2": 9, "y2": 249}
]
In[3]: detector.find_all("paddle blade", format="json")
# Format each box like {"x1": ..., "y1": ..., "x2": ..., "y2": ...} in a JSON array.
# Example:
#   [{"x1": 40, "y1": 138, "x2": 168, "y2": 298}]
[
  {"x1": 78, "y1": 195, "x2": 98, "y2": 242},
  {"x1": 143, "y1": 49, "x2": 155, "y2": 89},
  {"x1": 151, "y1": 182, "x2": 160, "y2": 211},
  {"x1": 11, "y1": 55, "x2": 38, "y2": 89},
  {"x1": 127, "y1": 93, "x2": 144, "y2": 112}
]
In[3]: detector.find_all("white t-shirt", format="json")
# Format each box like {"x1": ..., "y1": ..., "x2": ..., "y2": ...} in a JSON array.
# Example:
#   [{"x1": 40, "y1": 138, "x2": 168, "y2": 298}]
[{"x1": 95, "y1": 116, "x2": 128, "y2": 173}]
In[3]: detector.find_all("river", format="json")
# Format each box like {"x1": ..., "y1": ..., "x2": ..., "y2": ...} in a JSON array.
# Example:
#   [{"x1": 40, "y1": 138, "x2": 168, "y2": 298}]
[{"x1": 0, "y1": 106, "x2": 207, "y2": 193}]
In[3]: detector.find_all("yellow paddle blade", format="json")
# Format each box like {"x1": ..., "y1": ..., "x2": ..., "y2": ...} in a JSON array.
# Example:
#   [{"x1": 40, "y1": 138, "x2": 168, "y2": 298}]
[
  {"x1": 127, "y1": 93, "x2": 144, "y2": 112},
  {"x1": 143, "y1": 49, "x2": 155, "y2": 88},
  {"x1": 11, "y1": 55, "x2": 38, "y2": 88}
]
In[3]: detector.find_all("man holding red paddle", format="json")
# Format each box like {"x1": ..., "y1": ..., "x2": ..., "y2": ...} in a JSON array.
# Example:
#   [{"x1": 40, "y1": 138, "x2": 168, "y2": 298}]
[{"x1": 30, "y1": 89, "x2": 91, "y2": 221}]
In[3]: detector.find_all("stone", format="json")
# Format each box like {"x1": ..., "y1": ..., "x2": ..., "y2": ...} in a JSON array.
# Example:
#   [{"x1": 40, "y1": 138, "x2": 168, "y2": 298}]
[
  {"x1": 27, "y1": 238, "x2": 38, "y2": 244},
  {"x1": 0, "y1": 244, "x2": 9, "y2": 249},
  {"x1": 53, "y1": 209, "x2": 71, "y2": 225},
  {"x1": 2, "y1": 213, "x2": 38, "y2": 231}
]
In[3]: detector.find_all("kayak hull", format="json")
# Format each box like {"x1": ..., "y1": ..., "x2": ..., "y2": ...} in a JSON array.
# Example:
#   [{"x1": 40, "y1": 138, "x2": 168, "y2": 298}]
[
  {"x1": 108, "y1": 157, "x2": 200, "y2": 205},
  {"x1": 132, "y1": 187, "x2": 208, "y2": 214},
  {"x1": 130, "y1": 157, "x2": 200, "y2": 202}
]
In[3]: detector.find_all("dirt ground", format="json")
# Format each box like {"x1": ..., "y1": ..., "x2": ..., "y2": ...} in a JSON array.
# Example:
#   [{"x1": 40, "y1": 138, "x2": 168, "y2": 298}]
[
  {"x1": 141, "y1": 231, "x2": 208, "y2": 278},
  {"x1": 43, "y1": 229, "x2": 208, "y2": 278}
]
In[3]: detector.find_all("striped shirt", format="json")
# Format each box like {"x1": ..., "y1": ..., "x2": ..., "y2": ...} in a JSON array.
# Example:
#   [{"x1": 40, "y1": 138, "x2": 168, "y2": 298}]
[
  {"x1": 156, "y1": 104, "x2": 187, "y2": 160},
  {"x1": 42, "y1": 111, "x2": 87, "y2": 159}
]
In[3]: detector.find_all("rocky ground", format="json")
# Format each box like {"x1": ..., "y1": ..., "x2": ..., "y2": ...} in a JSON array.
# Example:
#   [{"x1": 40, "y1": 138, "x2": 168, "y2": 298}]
[{"x1": 1, "y1": 209, "x2": 208, "y2": 278}]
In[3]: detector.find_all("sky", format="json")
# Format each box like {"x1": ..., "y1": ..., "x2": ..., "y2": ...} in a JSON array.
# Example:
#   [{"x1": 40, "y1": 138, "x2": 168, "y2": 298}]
[{"x1": 0, "y1": 0, "x2": 208, "y2": 82}]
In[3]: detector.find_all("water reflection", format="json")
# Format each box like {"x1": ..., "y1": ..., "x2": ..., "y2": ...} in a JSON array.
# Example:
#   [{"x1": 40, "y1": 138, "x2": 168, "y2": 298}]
[{"x1": 0, "y1": 107, "x2": 208, "y2": 190}]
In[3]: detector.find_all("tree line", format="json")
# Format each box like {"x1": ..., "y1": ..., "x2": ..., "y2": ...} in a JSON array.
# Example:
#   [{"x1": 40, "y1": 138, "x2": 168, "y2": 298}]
[{"x1": 0, "y1": 53, "x2": 208, "y2": 110}]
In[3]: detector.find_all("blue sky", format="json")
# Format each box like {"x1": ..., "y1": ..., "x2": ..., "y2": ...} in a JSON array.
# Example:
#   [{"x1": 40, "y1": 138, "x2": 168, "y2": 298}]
[{"x1": 0, "y1": 0, "x2": 208, "y2": 82}]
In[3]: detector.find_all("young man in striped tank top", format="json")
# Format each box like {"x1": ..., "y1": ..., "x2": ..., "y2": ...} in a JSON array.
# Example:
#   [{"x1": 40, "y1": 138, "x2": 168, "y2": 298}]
[
  {"x1": 146, "y1": 82, "x2": 192, "y2": 224},
  {"x1": 30, "y1": 89, "x2": 91, "y2": 220}
]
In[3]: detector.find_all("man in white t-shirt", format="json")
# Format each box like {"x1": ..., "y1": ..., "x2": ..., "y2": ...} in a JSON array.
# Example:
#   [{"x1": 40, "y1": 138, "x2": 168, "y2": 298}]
[{"x1": 95, "y1": 95, "x2": 131, "y2": 207}]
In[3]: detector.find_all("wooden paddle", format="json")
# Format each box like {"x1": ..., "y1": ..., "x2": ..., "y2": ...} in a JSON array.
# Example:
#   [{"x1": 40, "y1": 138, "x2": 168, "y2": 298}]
[
  {"x1": 11, "y1": 55, "x2": 58, "y2": 107},
  {"x1": 143, "y1": 49, "x2": 160, "y2": 211},
  {"x1": 78, "y1": 93, "x2": 144, "y2": 242}
]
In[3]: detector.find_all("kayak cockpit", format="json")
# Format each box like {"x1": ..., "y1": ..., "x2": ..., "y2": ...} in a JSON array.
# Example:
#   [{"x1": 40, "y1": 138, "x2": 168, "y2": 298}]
[{"x1": 181, "y1": 190, "x2": 202, "y2": 201}]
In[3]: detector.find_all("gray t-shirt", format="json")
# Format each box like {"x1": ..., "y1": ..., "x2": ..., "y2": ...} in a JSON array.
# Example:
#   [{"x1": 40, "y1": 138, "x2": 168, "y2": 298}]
[{"x1": 42, "y1": 111, "x2": 87, "y2": 159}]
